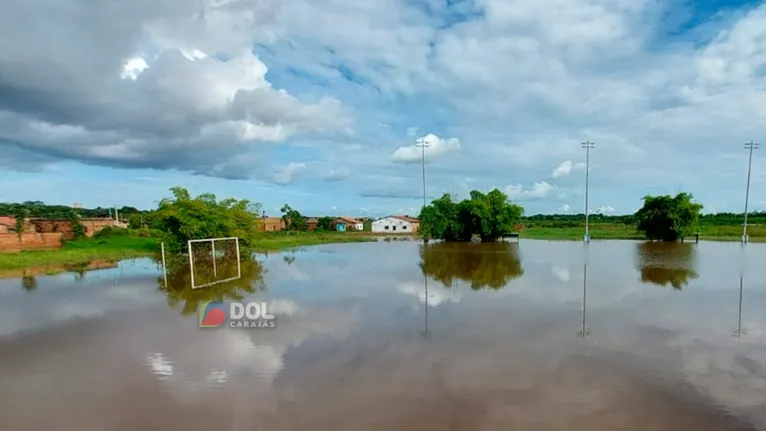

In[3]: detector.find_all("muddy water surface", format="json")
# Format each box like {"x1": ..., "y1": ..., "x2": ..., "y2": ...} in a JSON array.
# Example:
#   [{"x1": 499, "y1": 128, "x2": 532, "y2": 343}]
[{"x1": 0, "y1": 240, "x2": 765, "y2": 430}]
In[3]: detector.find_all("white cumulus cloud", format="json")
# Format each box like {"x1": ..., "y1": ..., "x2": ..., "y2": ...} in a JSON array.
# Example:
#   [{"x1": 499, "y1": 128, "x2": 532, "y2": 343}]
[
  {"x1": 272, "y1": 162, "x2": 306, "y2": 185},
  {"x1": 552, "y1": 160, "x2": 587, "y2": 178},
  {"x1": 391, "y1": 133, "x2": 461, "y2": 163},
  {"x1": 595, "y1": 205, "x2": 616, "y2": 214},
  {"x1": 505, "y1": 181, "x2": 556, "y2": 202},
  {"x1": 323, "y1": 167, "x2": 351, "y2": 182}
]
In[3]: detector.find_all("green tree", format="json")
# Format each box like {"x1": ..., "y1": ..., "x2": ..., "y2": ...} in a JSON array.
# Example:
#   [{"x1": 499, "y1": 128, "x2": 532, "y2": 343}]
[
  {"x1": 13, "y1": 207, "x2": 28, "y2": 239},
  {"x1": 68, "y1": 210, "x2": 87, "y2": 240},
  {"x1": 419, "y1": 189, "x2": 523, "y2": 242},
  {"x1": 419, "y1": 242, "x2": 524, "y2": 290},
  {"x1": 317, "y1": 216, "x2": 334, "y2": 231},
  {"x1": 154, "y1": 187, "x2": 263, "y2": 252},
  {"x1": 128, "y1": 213, "x2": 144, "y2": 229},
  {"x1": 363, "y1": 219, "x2": 372, "y2": 231},
  {"x1": 280, "y1": 204, "x2": 308, "y2": 231},
  {"x1": 634, "y1": 193, "x2": 703, "y2": 242}
]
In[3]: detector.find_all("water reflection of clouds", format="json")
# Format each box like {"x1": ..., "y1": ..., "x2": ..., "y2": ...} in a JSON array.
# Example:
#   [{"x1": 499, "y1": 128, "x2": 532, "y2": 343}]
[
  {"x1": 397, "y1": 281, "x2": 461, "y2": 307},
  {"x1": 265, "y1": 243, "x2": 423, "y2": 300},
  {"x1": 0, "y1": 276, "x2": 166, "y2": 336},
  {"x1": 550, "y1": 265, "x2": 571, "y2": 283},
  {"x1": 139, "y1": 302, "x2": 357, "y2": 404}
]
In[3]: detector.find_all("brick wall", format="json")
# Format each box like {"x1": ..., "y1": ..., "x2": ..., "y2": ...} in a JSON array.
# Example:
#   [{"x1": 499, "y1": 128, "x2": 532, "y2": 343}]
[
  {"x1": 0, "y1": 233, "x2": 63, "y2": 252},
  {"x1": 260, "y1": 217, "x2": 285, "y2": 232},
  {"x1": 29, "y1": 218, "x2": 115, "y2": 239}
]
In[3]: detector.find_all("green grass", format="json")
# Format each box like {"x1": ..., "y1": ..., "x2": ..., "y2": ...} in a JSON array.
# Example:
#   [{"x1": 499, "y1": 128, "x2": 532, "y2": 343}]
[
  {"x1": 0, "y1": 231, "x2": 387, "y2": 272},
  {"x1": 520, "y1": 222, "x2": 766, "y2": 242},
  {"x1": 0, "y1": 236, "x2": 160, "y2": 270}
]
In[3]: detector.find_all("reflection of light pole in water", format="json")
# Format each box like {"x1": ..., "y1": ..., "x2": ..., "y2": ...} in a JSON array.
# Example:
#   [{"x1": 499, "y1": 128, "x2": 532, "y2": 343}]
[
  {"x1": 742, "y1": 141, "x2": 759, "y2": 244},
  {"x1": 734, "y1": 274, "x2": 746, "y2": 337},
  {"x1": 578, "y1": 263, "x2": 591, "y2": 337},
  {"x1": 578, "y1": 244, "x2": 591, "y2": 337},
  {"x1": 581, "y1": 141, "x2": 595, "y2": 243},
  {"x1": 421, "y1": 273, "x2": 430, "y2": 339}
]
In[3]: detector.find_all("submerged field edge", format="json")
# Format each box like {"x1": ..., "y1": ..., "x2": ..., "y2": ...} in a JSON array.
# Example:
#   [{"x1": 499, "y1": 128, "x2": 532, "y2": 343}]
[{"x1": 1, "y1": 231, "x2": 764, "y2": 273}]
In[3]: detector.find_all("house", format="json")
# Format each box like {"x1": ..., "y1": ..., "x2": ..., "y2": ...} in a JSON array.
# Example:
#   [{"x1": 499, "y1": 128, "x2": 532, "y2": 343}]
[
  {"x1": 305, "y1": 217, "x2": 318, "y2": 231},
  {"x1": 372, "y1": 215, "x2": 420, "y2": 234},
  {"x1": 333, "y1": 216, "x2": 363, "y2": 232},
  {"x1": 260, "y1": 217, "x2": 285, "y2": 232}
]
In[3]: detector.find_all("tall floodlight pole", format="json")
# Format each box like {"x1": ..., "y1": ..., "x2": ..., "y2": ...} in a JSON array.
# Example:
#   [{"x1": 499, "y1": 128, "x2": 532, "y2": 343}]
[
  {"x1": 742, "y1": 141, "x2": 759, "y2": 244},
  {"x1": 581, "y1": 141, "x2": 595, "y2": 242},
  {"x1": 415, "y1": 137, "x2": 431, "y2": 242},
  {"x1": 415, "y1": 137, "x2": 431, "y2": 210}
]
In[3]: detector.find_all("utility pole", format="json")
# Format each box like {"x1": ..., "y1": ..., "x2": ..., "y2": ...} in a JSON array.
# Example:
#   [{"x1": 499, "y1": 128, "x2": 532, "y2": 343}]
[
  {"x1": 581, "y1": 141, "x2": 595, "y2": 242},
  {"x1": 415, "y1": 137, "x2": 431, "y2": 210},
  {"x1": 742, "y1": 141, "x2": 759, "y2": 244},
  {"x1": 415, "y1": 136, "x2": 431, "y2": 243}
]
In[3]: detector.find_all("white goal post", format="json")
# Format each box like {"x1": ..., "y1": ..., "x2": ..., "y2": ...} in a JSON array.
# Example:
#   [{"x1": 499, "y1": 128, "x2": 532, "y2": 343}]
[{"x1": 188, "y1": 237, "x2": 241, "y2": 289}]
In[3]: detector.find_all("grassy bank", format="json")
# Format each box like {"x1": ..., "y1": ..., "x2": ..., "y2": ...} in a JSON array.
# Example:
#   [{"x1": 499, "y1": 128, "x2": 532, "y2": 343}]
[
  {"x1": 0, "y1": 231, "x2": 389, "y2": 271},
  {"x1": 0, "y1": 235, "x2": 160, "y2": 270},
  {"x1": 520, "y1": 222, "x2": 766, "y2": 242}
]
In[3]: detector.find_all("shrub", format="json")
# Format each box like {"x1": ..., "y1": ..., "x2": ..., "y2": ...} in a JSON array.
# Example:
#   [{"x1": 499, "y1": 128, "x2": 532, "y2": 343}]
[{"x1": 93, "y1": 226, "x2": 131, "y2": 239}]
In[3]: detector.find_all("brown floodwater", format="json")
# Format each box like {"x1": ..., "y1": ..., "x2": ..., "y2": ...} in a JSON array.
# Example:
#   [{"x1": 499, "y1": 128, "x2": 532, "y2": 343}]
[{"x1": 0, "y1": 240, "x2": 765, "y2": 430}]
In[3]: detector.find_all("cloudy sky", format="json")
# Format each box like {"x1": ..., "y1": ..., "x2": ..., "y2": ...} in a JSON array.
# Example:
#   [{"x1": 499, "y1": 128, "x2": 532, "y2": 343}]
[{"x1": 1, "y1": 0, "x2": 765, "y2": 216}]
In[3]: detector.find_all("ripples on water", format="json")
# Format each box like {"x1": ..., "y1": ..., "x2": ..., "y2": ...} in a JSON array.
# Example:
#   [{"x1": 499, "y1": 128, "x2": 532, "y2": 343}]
[{"x1": 0, "y1": 240, "x2": 764, "y2": 430}]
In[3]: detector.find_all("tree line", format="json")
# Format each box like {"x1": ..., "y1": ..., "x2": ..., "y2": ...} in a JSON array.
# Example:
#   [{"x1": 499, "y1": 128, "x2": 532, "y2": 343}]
[
  {"x1": 523, "y1": 211, "x2": 766, "y2": 226},
  {"x1": 419, "y1": 190, "x2": 730, "y2": 242},
  {"x1": 1, "y1": 187, "x2": 758, "y2": 246},
  {"x1": 0, "y1": 201, "x2": 144, "y2": 220}
]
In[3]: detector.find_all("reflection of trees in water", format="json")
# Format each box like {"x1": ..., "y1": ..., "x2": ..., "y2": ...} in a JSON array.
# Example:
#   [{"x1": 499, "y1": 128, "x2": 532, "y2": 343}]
[
  {"x1": 157, "y1": 254, "x2": 267, "y2": 315},
  {"x1": 419, "y1": 242, "x2": 524, "y2": 290},
  {"x1": 21, "y1": 272, "x2": 37, "y2": 291},
  {"x1": 635, "y1": 242, "x2": 698, "y2": 289}
]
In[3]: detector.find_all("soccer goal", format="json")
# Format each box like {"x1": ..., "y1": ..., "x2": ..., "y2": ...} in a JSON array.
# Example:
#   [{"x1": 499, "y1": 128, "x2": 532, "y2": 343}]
[{"x1": 188, "y1": 237, "x2": 241, "y2": 289}]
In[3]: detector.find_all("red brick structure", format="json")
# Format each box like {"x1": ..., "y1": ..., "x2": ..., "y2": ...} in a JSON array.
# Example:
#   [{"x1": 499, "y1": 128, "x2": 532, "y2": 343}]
[
  {"x1": 0, "y1": 232, "x2": 63, "y2": 252},
  {"x1": 259, "y1": 217, "x2": 285, "y2": 232},
  {"x1": 0, "y1": 217, "x2": 117, "y2": 252},
  {"x1": 28, "y1": 218, "x2": 115, "y2": 240}
]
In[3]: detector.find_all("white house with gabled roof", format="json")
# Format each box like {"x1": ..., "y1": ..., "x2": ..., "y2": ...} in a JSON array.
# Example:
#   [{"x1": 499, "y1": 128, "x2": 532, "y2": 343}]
[{"x1": 372, "y1": 215, "x2": 420, "y2": 233}]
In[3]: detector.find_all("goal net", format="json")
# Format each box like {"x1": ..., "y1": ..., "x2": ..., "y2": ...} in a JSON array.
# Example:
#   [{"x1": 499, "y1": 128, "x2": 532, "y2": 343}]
[{"x1": 188, "y1": 237, "x2": 241, "y2": 289}]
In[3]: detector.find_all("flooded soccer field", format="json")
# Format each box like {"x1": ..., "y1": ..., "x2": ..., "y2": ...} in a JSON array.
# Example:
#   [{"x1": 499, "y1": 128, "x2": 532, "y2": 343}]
[{"x1": 0, "y1": 240, "x2": 765, "y2": 430}]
